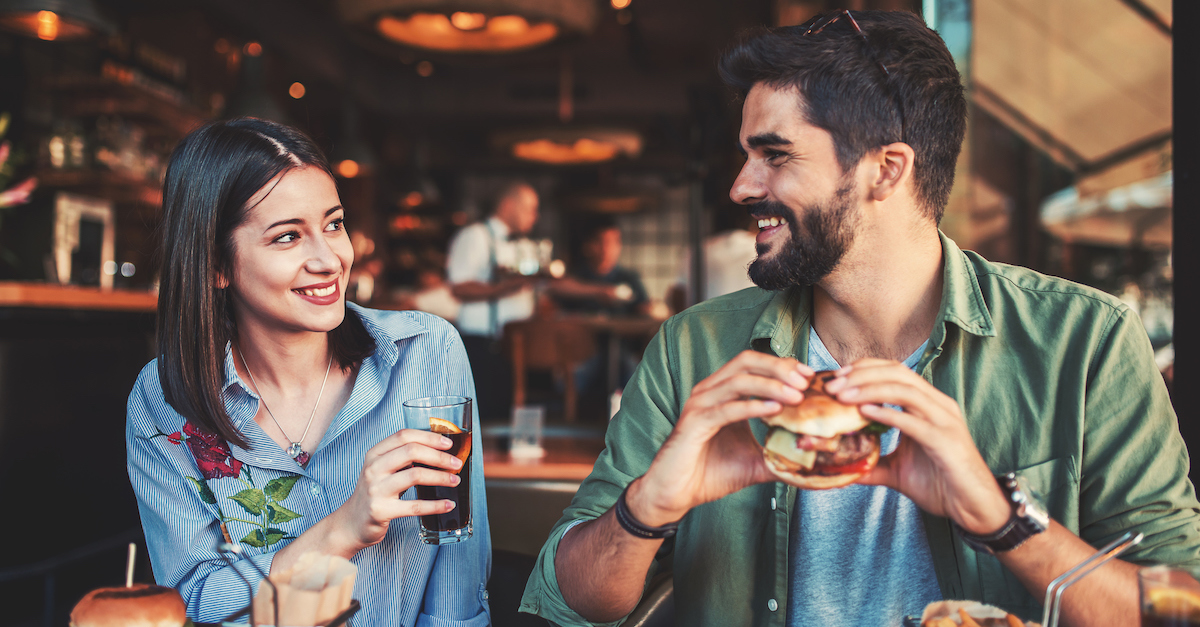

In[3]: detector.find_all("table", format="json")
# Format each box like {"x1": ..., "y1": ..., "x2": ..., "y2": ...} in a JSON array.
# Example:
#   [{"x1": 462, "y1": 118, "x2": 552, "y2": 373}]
[
  {"x1": 559, "y1": 314, "x2": 664, "y2": 397},
  {"x1": 482, "y1": 436, "x2": 606, "y2": 481}
]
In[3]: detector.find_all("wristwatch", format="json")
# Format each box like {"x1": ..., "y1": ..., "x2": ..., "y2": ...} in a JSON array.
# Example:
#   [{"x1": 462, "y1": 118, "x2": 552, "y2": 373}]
[{"x1": 955, "y1": 472, "x2": 1050, "y2": 555}]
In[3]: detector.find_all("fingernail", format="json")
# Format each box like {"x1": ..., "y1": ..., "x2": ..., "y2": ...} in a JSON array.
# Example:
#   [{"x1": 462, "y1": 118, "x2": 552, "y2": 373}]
[
  {"x1": 445, "y1": 500, "x2": 457, "y2": 511},
  {"x1": 825, "y1": 377, "x2": 845, "y2": 392},
  {"x1": 451, "y1": 474, "x2": 461, "y2": 485},
  {"x1": 440, "y1": 436, "x2": 453, "y2": 447},
  {"x1": 796, "y1": 362, "x2": 815, "y2": 375},
  {"x1": 861, "y1": 403, "x2": 880, "y2": 412},
  {"x1": 788, "y1": 370, "x2": 807, "y2": 387},
  {"x1": 451, "y1": 457, "x2": 463, "y2": 469},
  {"x1": 840, "y1": 387, "x2": 859, "y2": 400},
  {"x1": 763, "y1": 400, "x2": 782, "y2": 411},
  {"x1": 835, "y1": 365, "x2": 853, "y2": 375}
]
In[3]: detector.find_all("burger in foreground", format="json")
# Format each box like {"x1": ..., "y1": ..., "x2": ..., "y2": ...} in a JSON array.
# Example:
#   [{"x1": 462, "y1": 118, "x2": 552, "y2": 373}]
[
  {"x1": 761, "y1": 370, "x2": 887, "y2": 490},
  {"x1": 70, "y1": 583, "x2": 191, "y2": 627}
]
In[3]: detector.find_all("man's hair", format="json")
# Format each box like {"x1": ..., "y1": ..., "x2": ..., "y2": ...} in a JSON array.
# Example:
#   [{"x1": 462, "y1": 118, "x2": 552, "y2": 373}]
[
  {"x1": 719, "y1": 10, "x2": 966, "y2": 223},
  {"x1": 493, "y1": 180, "x2": 534, "y2": 212}
]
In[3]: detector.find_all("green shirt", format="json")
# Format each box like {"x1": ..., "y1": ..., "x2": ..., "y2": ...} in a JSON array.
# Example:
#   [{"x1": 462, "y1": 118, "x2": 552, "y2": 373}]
[{"x1": 520, "y1": 233, "x2": 1200, "y2": 626}]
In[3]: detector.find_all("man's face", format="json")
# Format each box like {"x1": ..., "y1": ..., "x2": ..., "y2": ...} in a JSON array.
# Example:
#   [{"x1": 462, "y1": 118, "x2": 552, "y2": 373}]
[
  {"x1": 730, "y1": 83, "x2": 860, "y2": 290},
  {"x1": 584, "y1": 228, "x2": 622, "y2": 274},
  {"x1": 503, "y1": 185, "x2": 540, "y2": 235}
]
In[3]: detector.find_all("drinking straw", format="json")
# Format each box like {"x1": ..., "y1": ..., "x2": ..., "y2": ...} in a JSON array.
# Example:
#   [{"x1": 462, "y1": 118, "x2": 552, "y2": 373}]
[{"x1": 125, "y1": 543, "x2": 136, "y2": 587}]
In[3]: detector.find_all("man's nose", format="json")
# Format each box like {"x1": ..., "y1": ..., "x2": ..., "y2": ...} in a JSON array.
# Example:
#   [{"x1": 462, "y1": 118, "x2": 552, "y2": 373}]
[{"x1": 730, "y1": 162, "x2": 766, "y2": 205}]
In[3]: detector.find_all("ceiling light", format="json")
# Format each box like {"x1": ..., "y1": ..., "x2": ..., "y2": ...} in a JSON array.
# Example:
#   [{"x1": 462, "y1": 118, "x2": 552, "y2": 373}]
[
  {"x1": 496, "y1": 127, "x2": 642, "y2": 165},
  {"x1": 337, "y1": 0, "x2": 597, "y2": 53},
  {"x1": 0, "y1": 0, "x2": 113, "y2": 40}
]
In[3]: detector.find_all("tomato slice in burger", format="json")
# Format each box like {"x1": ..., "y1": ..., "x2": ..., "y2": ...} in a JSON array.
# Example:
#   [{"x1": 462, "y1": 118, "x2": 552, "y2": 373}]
[{"x1": 819, "y1": 457, "x2": 875, "y2": 477}]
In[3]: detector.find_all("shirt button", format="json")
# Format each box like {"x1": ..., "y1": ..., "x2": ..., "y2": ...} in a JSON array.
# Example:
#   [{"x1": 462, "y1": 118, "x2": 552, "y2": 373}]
[
  {"x1": 311, "y1": 485, "x2": 321, "y2": 495},
  {"x1": 768, "y1": 599, "x2": 778, "y2": 612},
  {"x1": 770, "y1": 497, "x2": 777, "y2": 511}
]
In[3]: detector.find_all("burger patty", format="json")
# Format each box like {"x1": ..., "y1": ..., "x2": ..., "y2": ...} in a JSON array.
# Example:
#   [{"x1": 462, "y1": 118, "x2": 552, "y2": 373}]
[{"x1": 813, "y1": 432, "x2": 878, "y2": 469}]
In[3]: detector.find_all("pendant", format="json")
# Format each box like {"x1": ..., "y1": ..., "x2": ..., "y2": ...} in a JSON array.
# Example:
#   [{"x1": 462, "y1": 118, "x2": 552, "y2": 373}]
[{"x1": 286, "y1": 442, "x2": 304, "y2": 459}]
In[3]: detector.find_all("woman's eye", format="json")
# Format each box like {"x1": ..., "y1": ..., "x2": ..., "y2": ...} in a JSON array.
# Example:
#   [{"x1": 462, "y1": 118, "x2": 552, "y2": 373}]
[
  {"x1": 325, "y1": 218, "x2": 345, "y2": 232},
  {"x1": 274, "y1": 232, "x2": 299, "y2": 244}
]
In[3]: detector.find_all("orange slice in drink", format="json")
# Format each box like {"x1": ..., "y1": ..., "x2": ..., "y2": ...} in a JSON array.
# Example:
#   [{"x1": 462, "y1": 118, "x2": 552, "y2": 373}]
[
  {"x1": 428, "y1": 417, "x2": 462, "y2": 434},
  {"x1": 1147, "y1": 587, "x2": 1200, "y2": 621}
]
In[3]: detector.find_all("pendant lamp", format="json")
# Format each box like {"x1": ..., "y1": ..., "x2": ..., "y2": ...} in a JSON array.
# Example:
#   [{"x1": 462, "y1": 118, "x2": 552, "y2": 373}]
[
  {"x1": 336, "y1": 0, "x2": 597, "y2": 53},
  {"x1": 0, "y1": 0, "x2": 113, "y2": 40}
]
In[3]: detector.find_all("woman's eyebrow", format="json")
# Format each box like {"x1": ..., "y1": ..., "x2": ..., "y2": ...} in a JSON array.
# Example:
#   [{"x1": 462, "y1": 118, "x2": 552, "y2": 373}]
[{"x1": 262, "y1": 206, "x2": 343, "y2": 234}]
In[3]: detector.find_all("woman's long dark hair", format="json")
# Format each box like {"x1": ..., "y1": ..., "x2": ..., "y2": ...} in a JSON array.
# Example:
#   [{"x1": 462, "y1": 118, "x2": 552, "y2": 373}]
[{"x1": 157, "y1": 118, "x2": 375, "y2": 449}]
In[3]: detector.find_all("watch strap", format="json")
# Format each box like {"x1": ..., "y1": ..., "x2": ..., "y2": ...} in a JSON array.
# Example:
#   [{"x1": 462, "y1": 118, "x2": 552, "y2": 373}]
[
  {"x1": 954, "y1": 472, "x2": 1047, "y2": 555},
  {"x1": 614, "y1": 486, "x2": 679, "y2": 540}
]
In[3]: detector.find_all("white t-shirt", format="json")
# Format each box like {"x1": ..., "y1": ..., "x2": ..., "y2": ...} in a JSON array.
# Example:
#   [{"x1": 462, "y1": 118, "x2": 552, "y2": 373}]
[{"x1": 446, "y1": 217, "x2": 535, "y2": 337}]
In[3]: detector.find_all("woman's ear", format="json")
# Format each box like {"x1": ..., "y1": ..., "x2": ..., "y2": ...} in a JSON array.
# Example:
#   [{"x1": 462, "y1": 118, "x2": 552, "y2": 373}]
[
  {"x1": 868, "y1": 142, "x2": 915, "y2": 203},
  {"x1": 215, "y1": 270, "x2": 229, "y2": 290}
]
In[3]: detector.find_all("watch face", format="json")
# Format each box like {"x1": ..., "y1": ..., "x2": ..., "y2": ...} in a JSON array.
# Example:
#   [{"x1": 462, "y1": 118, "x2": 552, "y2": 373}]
[{"x1": 1013, "y1": 474, "x2": 1051, "y2": 529}]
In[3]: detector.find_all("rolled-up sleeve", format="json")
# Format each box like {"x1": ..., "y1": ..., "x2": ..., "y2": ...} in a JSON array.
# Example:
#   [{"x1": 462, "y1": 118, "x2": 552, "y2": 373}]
[
  {"x1": 1079, "y1": 307, "x2": 1200, "y2": 565},
  {"x1": 126, "y1": 365, "x2": 276, "y2": 623},
  {"x1": 519, "y1": 324, "x2": 679, "y2": 626}
]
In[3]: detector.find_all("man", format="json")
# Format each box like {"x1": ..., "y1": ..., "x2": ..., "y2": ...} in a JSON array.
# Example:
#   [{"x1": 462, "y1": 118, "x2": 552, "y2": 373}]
[
  {"x1": 447, "y1": 181, "x2": 540, "y2": 419},
  {"x1": 520, "y1": 10, "x2": 1199, "y2": 627},
  {"x1": 557, "y1": 215, "x2": 650, "y2": 318}
]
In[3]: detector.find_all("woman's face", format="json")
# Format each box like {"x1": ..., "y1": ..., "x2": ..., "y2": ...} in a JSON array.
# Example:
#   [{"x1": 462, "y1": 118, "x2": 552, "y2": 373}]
[{"x1": 223, "y1": 166, "x2": 353, "y2": 337}]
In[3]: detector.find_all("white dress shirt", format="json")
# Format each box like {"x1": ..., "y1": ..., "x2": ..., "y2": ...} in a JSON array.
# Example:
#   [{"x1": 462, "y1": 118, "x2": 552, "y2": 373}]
[{"x1": 446, "y1": 217, "x2": 535, "y2": 337}]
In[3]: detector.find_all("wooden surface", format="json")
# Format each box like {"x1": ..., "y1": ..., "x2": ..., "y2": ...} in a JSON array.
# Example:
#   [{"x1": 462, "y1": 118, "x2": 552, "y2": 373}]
[
  {"x1": 482, "y1": 436, "x2": 606, "y2": 481},
  {"x1": 0, "y1": 282, "x2": 157, "y2": 312}
]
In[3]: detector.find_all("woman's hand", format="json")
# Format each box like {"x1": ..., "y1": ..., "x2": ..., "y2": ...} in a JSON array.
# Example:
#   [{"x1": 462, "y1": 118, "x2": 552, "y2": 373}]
[{"x1": 333, "y1": 429, "x2": 465, "y2": 552}]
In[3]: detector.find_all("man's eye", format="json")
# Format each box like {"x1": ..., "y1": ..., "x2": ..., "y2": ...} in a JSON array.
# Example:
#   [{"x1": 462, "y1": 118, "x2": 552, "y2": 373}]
[{"x1": 766, "y1": 151, "x2": 787, "y2": 164}]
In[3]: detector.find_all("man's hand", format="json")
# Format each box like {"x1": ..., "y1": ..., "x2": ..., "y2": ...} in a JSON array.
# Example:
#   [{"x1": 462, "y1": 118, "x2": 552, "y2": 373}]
[
  {"x1": 627, "y1": 350, "x2": 813, "y2": 526},
  {"x1": 825, "y1": 359, "x2": 1010, "y2": 536}
]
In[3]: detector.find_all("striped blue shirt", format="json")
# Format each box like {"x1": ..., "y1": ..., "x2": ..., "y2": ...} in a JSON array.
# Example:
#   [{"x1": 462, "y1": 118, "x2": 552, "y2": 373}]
[{"x1": 126, "y1": 304, "x2": 491, "y2": 626}]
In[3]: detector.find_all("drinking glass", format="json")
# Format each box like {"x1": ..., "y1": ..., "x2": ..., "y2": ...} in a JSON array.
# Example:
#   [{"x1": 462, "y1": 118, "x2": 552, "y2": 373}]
[
  {"x1": 402, "y1": 396, "x2": 473, "y2": 545},
  {"x1": 1140, "y1": 565, "x2": 1200, "y2": 626}
]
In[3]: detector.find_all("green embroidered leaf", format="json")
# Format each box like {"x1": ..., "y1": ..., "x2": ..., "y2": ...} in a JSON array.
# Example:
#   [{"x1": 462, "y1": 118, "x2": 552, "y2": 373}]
[
  {"x1": 264, "y1": 475, "x2": 300, "y2": 501},
  {"x1": 186, "y1": 476, "x2": 217, "y2": 505},
  {"x1": 263, "y1": 528, "x2": 287, "y2": 547},
  {"x1": 229, "y1": 489, "x2": 266, "y2": 516},
  {"x1": 267, "y1": 502, "x2": 301, "y2": 524},
  {"x1": 240, "y1": 529, "x2": 266, "y2": 548}
]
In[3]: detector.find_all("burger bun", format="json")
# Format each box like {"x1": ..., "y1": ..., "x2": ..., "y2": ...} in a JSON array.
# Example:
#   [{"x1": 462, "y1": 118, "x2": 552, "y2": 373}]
[{"x1": 70, "y1": 584, "x2": 188, "y2": 627}]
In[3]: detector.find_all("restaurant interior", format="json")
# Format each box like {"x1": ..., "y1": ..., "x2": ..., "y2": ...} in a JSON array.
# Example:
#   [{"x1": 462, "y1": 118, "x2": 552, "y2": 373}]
[{"x1": 0, "y1": 0, "x2": 1182, "y2": 624}]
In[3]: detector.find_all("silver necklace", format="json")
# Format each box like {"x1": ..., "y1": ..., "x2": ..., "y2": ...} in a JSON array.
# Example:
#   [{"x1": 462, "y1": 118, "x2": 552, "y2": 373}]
[{"x1": 237, "y1": 346, "x2": 334, "y2": 462}]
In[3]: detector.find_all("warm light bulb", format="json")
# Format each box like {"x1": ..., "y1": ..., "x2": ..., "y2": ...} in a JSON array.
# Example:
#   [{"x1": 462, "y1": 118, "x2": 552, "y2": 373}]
[
  {"x1": 289, "y1": 82, "x2": 306, "y2": 99},
  {"x1": 416, "y1": 60, "x2": 434, "y2": 77},
  {"x1": 450, "y1": 12, "x2": 487, "y2": 31},
  {"x1": 487, "y1": 15, "x2": 530, "y2": 36},
  {"x1": 611, "y1": 0, "x2": 632, "y2": 9},
  {"x1": 337, "y1": 160, "x2": 360, "y2": 178},
  {"x1": 36, "y1": 11, "x2": 59, "y2": 40},
  {"x1": 403, "y1": 191, "x2": 424, "y2": 207},
  {"x1": 244, "y1": 41, "x2": 262, "y2": 57}
]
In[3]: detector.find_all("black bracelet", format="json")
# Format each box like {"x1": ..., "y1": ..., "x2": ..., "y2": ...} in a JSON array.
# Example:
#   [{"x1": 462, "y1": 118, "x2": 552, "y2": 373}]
[{"x1": 614, "y1": 486, "x2": 680, "y2": 540}]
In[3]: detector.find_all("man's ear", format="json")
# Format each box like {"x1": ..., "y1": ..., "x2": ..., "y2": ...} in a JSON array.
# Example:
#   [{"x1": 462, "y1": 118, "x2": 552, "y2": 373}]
[{"x1": 868, "y1": 142, "x2": 915, "y2": 202}]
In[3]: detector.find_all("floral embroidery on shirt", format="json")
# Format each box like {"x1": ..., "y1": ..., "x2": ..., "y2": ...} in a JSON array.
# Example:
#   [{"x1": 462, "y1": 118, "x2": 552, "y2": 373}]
[{"x1": 148, "y1": 422, "x2": 302, "y2": 549}]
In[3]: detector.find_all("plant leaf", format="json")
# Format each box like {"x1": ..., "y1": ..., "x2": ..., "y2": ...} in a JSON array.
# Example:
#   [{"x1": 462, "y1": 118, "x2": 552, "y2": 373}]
[
  {"x1": 263, "y1": 528, "x2": 286, "y2": 547},
  {"x1": 229, "y1": 489, "x2": 266, "y2": 516},
  {"x1": 266, "y1": 502, "x2": 301, "y2": 524},
  {"x1": 240, "y1": 529, "x2": 266, "y2": 548},
  {"x1": 264, "y1": 475, "x2": 300, "y2": 501},
  {"x1": 861, "y1": 421, "x2": 891, "y2": 436},
  {"x1": 186, "y1": 476, "x2": 217, "y2": 505}
]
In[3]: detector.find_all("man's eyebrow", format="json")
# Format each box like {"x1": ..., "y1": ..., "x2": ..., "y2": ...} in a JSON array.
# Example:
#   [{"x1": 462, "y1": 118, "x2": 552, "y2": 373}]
[
  {"x1": 263, "y1": 205, "x2": 343, "y2": 233},
  {"x1": 746, "y1": 133, "x2": 792, "y2": 149}
]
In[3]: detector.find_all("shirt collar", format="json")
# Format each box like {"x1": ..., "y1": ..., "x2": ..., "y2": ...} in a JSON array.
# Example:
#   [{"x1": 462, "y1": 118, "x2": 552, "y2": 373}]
[
  {"x1": 487, "y1": 216, "x2": 511, "y2": 241},
  {"x1": 750, "y1": 230, "x2": 995, "y2": 358},
  {"x1": 221, "y1": 302, "x2": 431, "y2": 394}
]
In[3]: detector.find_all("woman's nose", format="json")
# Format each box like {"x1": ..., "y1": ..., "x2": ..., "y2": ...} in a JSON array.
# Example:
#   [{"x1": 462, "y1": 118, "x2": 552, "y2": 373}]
[{"x1": 305, "y1": 234, "x2": 342, "y2": 274}]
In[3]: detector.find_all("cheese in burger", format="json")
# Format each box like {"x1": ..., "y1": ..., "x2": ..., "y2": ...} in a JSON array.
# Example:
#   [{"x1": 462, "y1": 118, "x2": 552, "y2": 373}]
[{"x1": 761, "y1": 370, "x2": 887, "y2": 490}]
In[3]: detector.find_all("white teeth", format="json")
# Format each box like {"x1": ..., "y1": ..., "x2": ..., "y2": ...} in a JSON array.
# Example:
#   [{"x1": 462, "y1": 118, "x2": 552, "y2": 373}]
[
  {"x1": 298, "y1": 285, "x2": 336, "y2": 297},
  {"x1": 770, "y1": 217, "x2": 780, "y2": 227},
  {"x1": 758, "y1": 217, "x2": 788, "y2": 229},
  {"x1": 779, "y1": 217, "x2": 787, "y2": 225}
]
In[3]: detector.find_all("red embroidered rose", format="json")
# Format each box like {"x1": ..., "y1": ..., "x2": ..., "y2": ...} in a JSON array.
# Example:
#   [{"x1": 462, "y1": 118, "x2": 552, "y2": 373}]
[
  {"x1": 167, "y1": 432, "x2": 183, "y2": 445},
  {"x1": 184, "y1": 421, "x2": 244, "y2": 480}
]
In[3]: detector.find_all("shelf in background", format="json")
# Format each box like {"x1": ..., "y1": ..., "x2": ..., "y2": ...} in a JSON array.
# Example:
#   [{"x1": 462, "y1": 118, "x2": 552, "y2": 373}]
[
  {"x1": 0, "y1": 282, "x2": 156, "y2": 312},
  {"x1": 43, "y1": 74, "x2": 207, "y2": 138},
  {"x1": 36, "y1": 169, "x2": 163, "y2": 207}
]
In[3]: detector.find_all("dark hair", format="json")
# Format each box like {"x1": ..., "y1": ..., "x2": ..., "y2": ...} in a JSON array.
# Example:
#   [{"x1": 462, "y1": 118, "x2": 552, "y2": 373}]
[
  {"x1": 719, "y1": 10, "x2": 966, "y2": 222},
  {"x1": 157, "y1": 118, "x2": 375, "y2": 449},
  {"x1": 575, "y1": 214, "x2": 620, "y2": 245}
]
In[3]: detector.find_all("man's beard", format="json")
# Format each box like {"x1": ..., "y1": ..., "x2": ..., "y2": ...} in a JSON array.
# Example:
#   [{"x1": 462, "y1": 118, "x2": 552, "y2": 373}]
[{"x1": 748, "y1": 181, "x2": 858, "y2": 290}]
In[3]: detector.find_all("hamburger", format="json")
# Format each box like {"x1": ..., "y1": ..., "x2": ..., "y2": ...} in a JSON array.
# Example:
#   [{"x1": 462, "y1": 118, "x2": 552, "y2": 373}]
[
  {"x1": 761, "y1": 370, "x2": 887, "y2": 489},
  {"x1": 70, "y1": 584, "x2": 190, "y2": 627}
]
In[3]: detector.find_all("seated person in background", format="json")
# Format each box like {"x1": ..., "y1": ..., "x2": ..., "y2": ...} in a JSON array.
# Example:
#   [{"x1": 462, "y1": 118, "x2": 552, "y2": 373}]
[
  {"x1": 555, "y1": 214, "x2": 650, "y2": 318},
  {"x1": 669, "y1": 207, "x2": 760, "y2": 313}
]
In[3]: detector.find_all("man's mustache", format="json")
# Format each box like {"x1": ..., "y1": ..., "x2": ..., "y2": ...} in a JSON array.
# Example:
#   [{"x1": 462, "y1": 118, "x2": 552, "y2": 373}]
[{"x1": 747, "y1": 200, "x2": 792, "y2": 220}]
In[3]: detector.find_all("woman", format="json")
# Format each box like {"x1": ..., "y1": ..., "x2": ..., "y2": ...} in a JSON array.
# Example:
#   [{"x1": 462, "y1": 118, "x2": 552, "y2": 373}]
[{"x1": 126, "y1": 118, "x2": 490, "y2": 625}]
